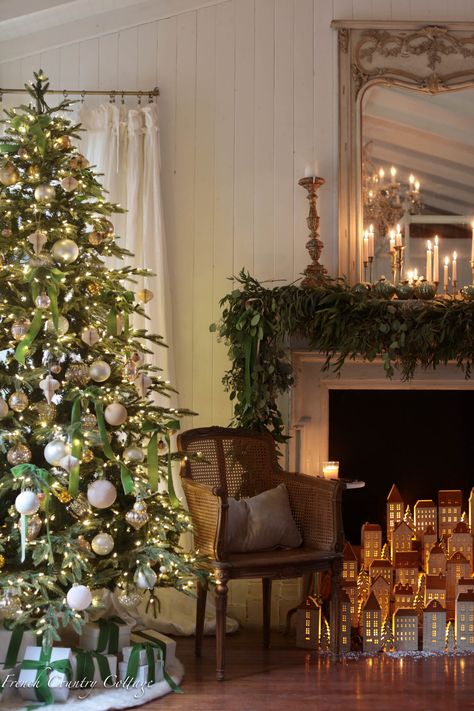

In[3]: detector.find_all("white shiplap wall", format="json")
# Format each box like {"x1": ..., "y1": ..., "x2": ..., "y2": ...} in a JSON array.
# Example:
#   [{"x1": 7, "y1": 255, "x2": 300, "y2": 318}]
[
  {"x1": 0, "y1": 0, "x2": 472, "y2": 627},
  {"x1": 0, "y1": 0, "x2": 470, "y2": 433}
]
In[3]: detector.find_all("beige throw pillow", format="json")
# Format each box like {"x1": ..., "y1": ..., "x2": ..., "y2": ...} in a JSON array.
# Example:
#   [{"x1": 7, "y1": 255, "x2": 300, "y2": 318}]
[{"x1": 226, "y1": 483, "x2": 302, "y2": 553}]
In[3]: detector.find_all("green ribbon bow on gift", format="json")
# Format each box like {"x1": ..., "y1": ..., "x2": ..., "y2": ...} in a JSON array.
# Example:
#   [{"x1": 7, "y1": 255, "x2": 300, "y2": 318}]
[
  {"x1": 129, "y1": 633, "x2": 181, "y2": 693},
  {"x1": 73, "y1": 648, "x2": 112, "y2": 685},
  {"x1": 125, "y1": 642, "x2": 158, "y2": 684},
  {"x1": 21, "y1": 647, "x2": 72, "y2": 705},
  {"x1": 94, "y1": 617, "x2": 126, "y2": 655}
]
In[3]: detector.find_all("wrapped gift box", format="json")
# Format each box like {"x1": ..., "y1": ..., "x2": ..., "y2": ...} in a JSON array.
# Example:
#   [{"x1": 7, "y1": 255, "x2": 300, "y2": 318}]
[
  {"x1": 72, "y1": 650, "x2": 117, "y2": 688},
  {"x1": 130, "y1": 629, "x2": 176, "y2": 667},
  {"x1": 18, "y1": 646, "x2": 73, "y2": 703},
  {"x1": 0, "y1": 664, "x2": 19, "y2": 702},
  {"x1": 118, "y1": 659, "x2": 164, "y2": 685},
  {"x1": 0, "y1": 626, "x2": 38, "y2": 667},
  {"x1": 79, "y1": 617, "x2": 131, "y2": 654},
  {"x1": 122, "y1": 645, "x2": 161, "y2": 667}
]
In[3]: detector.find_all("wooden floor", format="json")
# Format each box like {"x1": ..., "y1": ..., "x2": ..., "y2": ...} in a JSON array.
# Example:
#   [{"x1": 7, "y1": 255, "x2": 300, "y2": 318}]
[{"x1": 143, "y1": 629, "x2": 474, "y2": 711}]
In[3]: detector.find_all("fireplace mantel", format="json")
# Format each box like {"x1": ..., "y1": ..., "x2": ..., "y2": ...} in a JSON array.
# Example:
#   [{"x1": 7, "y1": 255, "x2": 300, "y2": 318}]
[{"x1": 289, "y1": 351, "x2": 474, "y2": 476}]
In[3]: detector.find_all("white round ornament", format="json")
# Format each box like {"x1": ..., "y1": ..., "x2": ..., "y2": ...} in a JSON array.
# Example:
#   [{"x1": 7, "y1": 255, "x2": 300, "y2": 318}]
[
  {"x1": 59, "y1": 454, "x2": 79, "y2": 473},
  {"x1": 34, "y1": 184, "x2": 55, "y2": 202},
  {"x1": 66, "y1": 584, "x2": 92, "y2": 611},
  {"x1": 89, "y1": 360, "x2": 111, "y2": 382},
  {"x1": 15, "y1": 490, "x2": 40, "y2": 515},
  {"x1": 35, "y1": 293, "x2": 51, "y2": 309},
  {"x1": 45, "y1": 315, "x2": 69, "y2": 335},
  {"x1": 104, "y1": 402, "x2": 127, "y2": 426},
  {"x1": 39, "y1": 374, "x2": 60, "y2": 404},
  {"x1": 52, "y1": 238, "x2": 79, "y2": 264},
  {"x1": 91, "y1": 532, "x2": 114, "y2": 555},
  {"x1": 135, "y1": 567, "x2": 157, "y2": 590},
  {"x1": 44, "y1": 439, "x2": 71, "y2": 466},
  {"x1": 0, "y1": 398, "x2": 8, "y2": 418},
  {"x1": 81, "y1": 327, "x2": 100, "y2": 346},
  {"x1": 87, "y1": 479, "x2": 117, "y2": 509},
  {"x1": 123, "y1": 446, "x2": 144, "y2": 464}
]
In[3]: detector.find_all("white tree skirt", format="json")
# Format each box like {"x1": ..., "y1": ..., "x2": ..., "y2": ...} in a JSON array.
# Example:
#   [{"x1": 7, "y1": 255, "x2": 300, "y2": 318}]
[{"x1": 0, "y1": 658, "x2": 184, "y2": 711}]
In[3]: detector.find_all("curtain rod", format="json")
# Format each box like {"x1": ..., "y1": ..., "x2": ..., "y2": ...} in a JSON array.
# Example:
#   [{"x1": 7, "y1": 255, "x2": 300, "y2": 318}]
[{"x1": 0, "y1": 87, "x2": 159, "y2": 101}]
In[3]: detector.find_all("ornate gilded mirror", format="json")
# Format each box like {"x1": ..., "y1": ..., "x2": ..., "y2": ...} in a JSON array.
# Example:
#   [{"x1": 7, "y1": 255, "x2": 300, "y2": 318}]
[{"x1": 332, "y1": 21, "x2": 474, "y2": 286}]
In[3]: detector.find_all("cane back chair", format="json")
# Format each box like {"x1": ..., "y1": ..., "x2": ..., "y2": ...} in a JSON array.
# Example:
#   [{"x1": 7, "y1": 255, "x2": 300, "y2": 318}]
[{"x1": 177, "y1": 426, "x2": 345, "y2": 680}]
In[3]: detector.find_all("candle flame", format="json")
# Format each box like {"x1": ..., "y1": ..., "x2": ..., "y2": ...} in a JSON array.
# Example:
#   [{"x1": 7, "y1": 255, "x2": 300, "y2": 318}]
[
  {"x1": 427, "y1": 240, "x2": 432, "y2": 250},
  {"x1": 444, "y1": 256, "x2": 449, "y2": 265},
  {"x1": 434, "y1": 235, "x2": 439, "y2": 246},
  {"x1": 409, "y1": 174, "x2": 415, "y2": 184},
  {"x1": 453, "y1": 251, "x2": 457, "y2": 261}
]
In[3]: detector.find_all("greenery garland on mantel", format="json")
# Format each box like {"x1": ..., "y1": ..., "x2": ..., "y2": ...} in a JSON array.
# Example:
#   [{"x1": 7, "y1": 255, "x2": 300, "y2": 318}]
[{"x1": 211, "y1": 271, "x2": 474, "y2": 442}]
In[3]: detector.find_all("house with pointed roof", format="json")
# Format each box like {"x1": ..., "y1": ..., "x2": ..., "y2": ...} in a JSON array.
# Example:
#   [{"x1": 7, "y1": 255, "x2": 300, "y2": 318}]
[
  {"x1": 361, "y1": 523, "x2": 382, "y2": 569},
  {"x1": 342, "y1": 579, "x2": 358, "y2": 628},
  {"x1": 295, "y1": 596, "x2": 321, "y2": 649},
  {"x1": 425, "y1": 573, "x2": 447, "y2": 607},
  {"x1": 438, "y1": 490, "x2": 462, "y2": 538},
  {"x1": 448, "y1": 520, "x2": 473, "y2": 567},
  {"x1": 423, "y1": 600, "x2": 446, "y2": 652},
  {"x1": 456, "y1": 576, "x2": 474, "y2": 597},
  {"x1": 447, "y1": 551, "x2": 470, "y2": 605},
  {"x1": 387, "y1": 484, "x2": 404, "y2": 543},
  {"x1": 421, "y1": 526, "x2": 437, "y2": 572},
  {"x1": 393, "y1": 608, "x2": 418, "y2": 651},
  {"x1": 369, "y1": 558, "x2": 393, "y2": 591},
  {"x1": 362, "y1": 592, "x2": 382, "y2": 653},
  {"x1": 371, "y1": 575, "x2": 390, "y2": 621},
  {"x1": 339, "y1": 590, "x2": 351, "y2": 653},
  {"x1": 456, "y1": 589, "x2": 474, "y2": 651},
  {"x1": 391, "y1": 520, "x2": 414, "y2": 562},
  {"x1": 414, "y1": 500, "x2": 437, "y2": 540},
  {"x1": 427, "y1": 543, "x2": 447, "y2": 576},
  {"x1": 343, "y1": 542, "x2": 358, "y2": 582},
  {"x1": 394, "y1": 550, "x2": 419, "y2": 588},
  {"x1": 394, "y1": 582, "x2": 415, "y2": 613}
]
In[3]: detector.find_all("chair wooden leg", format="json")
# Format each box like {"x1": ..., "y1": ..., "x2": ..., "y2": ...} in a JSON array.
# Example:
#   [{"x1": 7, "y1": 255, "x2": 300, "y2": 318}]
[
  {"x1": 195, "y1": 579, "x2": 208, "y2": 657},
  {"x1": 330, "y1": 559, "x2": 343, "y2": 660},
  {"x1": 262, "y1": 578, "x2": 272, "y2": 648},
  {"x1": 215, "y1": 572, "x2": 228, "y2": 681}
]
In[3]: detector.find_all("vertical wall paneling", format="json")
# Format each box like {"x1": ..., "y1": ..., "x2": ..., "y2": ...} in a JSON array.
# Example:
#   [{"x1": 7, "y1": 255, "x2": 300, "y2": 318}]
[
  {"x1": 233, "y1": 0, "x2": 255, "y2": 276},
  {"x1": 293, "y1": 0, "x2": 315, "y2": 280},
  {"x1": 333, "y1": 0, "x2": 354, "y2": 20},
  {"x1": 314, "y1": 0, "x2": 338, "y2": 276},
  {"x1": 39, "y1": 49, "x2": 60, "y2": 85},
  {"x1": 253, "y1": 0, "x2": 275, "y2": 281},
  {"x1": 192, "y1": 5, "x2": 216, "y2": 426},
  {"x1": 352, "y1": 0, "x2": 374, "y2": 19},
  {"x1": 98, "y1": 34, "x2": 119, "y2": 89},
  {"x1": 118, "y1": 28, "x2": 139, "y2": 90},
  {"x1": 273, "y1": 0, "x2": 294, "y2": 283},
  {"x1": 59, "y1": 44, "x2": 80, "y2": 88},
  {"x1": 137, "y1": 22, "x2": 159, "y2": 89},
  {"x1": 212, "y1": 0, "x2": 235, "y2": 424},
  {"x1": 78, "y1": 39, "x2": 100, "y2": 90}
]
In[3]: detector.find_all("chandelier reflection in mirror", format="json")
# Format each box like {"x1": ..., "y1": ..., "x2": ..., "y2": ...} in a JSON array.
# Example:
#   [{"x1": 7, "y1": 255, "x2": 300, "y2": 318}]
[{"x1": 362, "y1": 144, "x2": 423, "y2": 239}]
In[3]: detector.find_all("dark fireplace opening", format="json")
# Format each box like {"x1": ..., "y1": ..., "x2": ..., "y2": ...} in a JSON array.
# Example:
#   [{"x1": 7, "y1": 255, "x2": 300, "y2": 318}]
[{"x1": 328, "y1": 389, "x2": 474, "y2": 545}]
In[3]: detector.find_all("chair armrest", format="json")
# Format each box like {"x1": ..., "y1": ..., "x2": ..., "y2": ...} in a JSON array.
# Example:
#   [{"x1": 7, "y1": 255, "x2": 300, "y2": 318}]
[
  {"x1": 273, "y1": 470, "x2": 345, "y2": 553},
  {"x1": 181, "y1": 478, "x2": 228, "y2": 560}
]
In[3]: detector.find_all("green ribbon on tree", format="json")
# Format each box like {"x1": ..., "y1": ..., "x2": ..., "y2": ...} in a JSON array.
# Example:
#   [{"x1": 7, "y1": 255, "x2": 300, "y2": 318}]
[
  {"x1": 73, "y1": 649, "x2": 112, "y2": 684},
  {"x1": 94, "y1": 617, "x2": 125, "y2": 654},
  {"x1": 11, "y1": 464, "x2": 54, "y2": 563},
  {"x1": 129, "y1": 633, "x2": 182, "y2": 693},
  {"x1": 107, "y1": 305, "x2": 118, "y2": 336},
  {"x1": 68, "y1": 398, "x2": 82, "y2": 496},
  {"x1": 20, "y1": 648, "x2": 72, "y2": 705},
  {"x1": 94, "y1": 402, "x2": 134, "y2": 495},
  {"x1": 14, "y1": 309, "x2": 44, "y2": 365},
  {"x1": 147, "y1": 433, "x2": 159, "y2": 492},
  {"x1": 165, "y1": 432, "x2": 179, "y2": 508}
]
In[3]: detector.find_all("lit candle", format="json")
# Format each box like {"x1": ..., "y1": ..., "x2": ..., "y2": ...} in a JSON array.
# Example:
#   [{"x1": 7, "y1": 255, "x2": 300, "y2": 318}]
[
  {"x1": 426, "y1": 240, "x2": 432, "y2": 282},
  {"x1": 395, "y1": 223, "x2": 402, "y2": 247},
  {"x1": 413, "y1": 268, "x2": 418, "y2": 283},
  {"x1": 363, "y1": 230, "x2": 369, "y2": 263},
  {"x1": 389, "y1": 230, "x2": 395, "y2": 253},
  {"x1": 409, "y1": 174, "x2": 415, "y2": 187},
  {"x1": 304, "y1": 164, "x2": 312, "y2": 178},
  {"x1": 414, "y1": 180, "x2": 420, "y2": 192},
  {"x1": 390, "y1": 166, "x2": 397, "y2": 182},
  {"x1": 379, "y1": 168, "x2": 385, "y2": 180},
  {"x1": 368, "y1": 225, "x2": 375, "y2": 258},
  {"x1": 433, "y1": 235, "x2": 439, "y2": 283},
  {"x1": 407, "y1": 270, "x2": 414, "y2": 286},
  {"x1": 322, "y1": 461, "x2": 339, "y2": 479},
  {"x1": 452, "y1": 251, "x2": 457, "y2": 283},
  {"x1": 444, "y1": 256, "x2": 449, "y2": 289}
]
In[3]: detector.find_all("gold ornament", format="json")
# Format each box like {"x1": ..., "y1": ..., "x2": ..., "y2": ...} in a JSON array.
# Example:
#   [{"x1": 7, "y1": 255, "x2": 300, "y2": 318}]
[
  {"x1": 18, "y1": 147, "x2": 29, "y2": 160},
  {"x1": 25, "y1": 514, "x2": 42, "y2": 541},
  {"x1": 88, "y1": 231, "x2": 104, "y2": 246},
  {"x1": 81, "y1": 412, "x2": 97, "y2": 431},
  {"x1": 70, "y1": 154, "x2": 89, "y2": 170},
  {"x1": 125, "y1": 500, "x2": 149, "y2": 530},
  {"x1": 27, "y1": 165, "x2": 41, "y2": 181},
  {"x1": 82, "y1": 448, "x2": 94, "y2": 463},
  {"x1": 0, "y1": 163, "x2": 19, "y2": 186},
  {"x1": 11, "y1": 319, "x2": 31, "y2": 341},
  {"x1": 101, "y1": 219, "x2": 115, "y2": 234},
  {"x1": 0, "y1": 554, "x2": 5, "y2": 569},
  {"x1": 1, "y1": 228, "x2": 12, "y2": 237},
  {"x1": 137, "y1": 288, "x2": 154, "y2": 304},
  {"x1": 51, "y1": 238, "x2": 79, "y2": 264},
  {"x1": 67, "y1": 493, "x2": 92, "y2": 520},
  {"x1": 77, "y1": 535, "x2": 91, "y2": 551},
  {"x1": 81, "y1": 327, "x2": 100, "y2": 346},
  {"x1": 55, "y1": 135, "x2": 72, "y2": 150},
  {"x1": 8, "y1": 391, "x2": 28, "y2": 412},
  {"x1": 86, "y1": 281, "x2": 101, "y2": 295},
  {"x1": 34, "y1": 184, "x2": 56, "y2": 202},
  {"x1": 65, "y1": 363, "x2": 90, "y2": 387},
  {"x1": 60, "y1": 176, "x2": 78, "y2": 192},
  {"x1": 51, "y1": 483, "x2": 73, "y2": 504},
  {"x1": 123, "y1": 360, "x2": 137, "y2": 381},
  {"x1": 7, "y1": 443, "x2": 32, "y2": 465},
  {"x1": 50, "y1": 363, "x2": 61, "y2": 374},
  {"x1": 34, "y1": 401, "x2": 57, "y2": 423}
]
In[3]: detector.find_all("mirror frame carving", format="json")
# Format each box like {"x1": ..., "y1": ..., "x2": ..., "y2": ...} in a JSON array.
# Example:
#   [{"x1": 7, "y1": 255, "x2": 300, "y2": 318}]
[{"x1": 332, "y1": 20, "x2": 474, "y2": 283}]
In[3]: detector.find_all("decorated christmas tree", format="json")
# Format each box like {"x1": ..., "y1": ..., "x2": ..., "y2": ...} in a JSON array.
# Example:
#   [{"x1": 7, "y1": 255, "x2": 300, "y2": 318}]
[{"x1": 0, "y1": 72, "x2": 196, "y2": 646}]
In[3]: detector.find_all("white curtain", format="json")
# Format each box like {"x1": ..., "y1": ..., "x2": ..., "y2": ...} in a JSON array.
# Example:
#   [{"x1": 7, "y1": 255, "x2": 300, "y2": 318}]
[{"x1": 77, "y1": 103, "x2": 176, "y2": 400}]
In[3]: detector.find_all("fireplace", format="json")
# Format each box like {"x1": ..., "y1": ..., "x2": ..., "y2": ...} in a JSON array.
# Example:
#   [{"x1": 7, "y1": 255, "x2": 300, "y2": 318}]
[{"x1": 289, "y1": 352, "x2": 474, "y2": 545}]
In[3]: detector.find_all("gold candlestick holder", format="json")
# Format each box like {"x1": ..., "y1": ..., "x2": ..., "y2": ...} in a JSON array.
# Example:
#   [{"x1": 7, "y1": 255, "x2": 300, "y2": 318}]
[
  {"x1": 363, "y1": 260, "x2": 368, "y2": 282},
  {"x1": 394, "y1": 245, "x2": 405, "y2": 283},
  {"x1": 299, "y1": 176, "x2": 328, "y2": 287},
  {"x1": 390, "y1": 249, "x2": 397, "y2": 284},
  {"x1": 368, "y1": 255, "x2": 374, "y2": 283},
  {"x1": 453, "y1": 279, "x2": 458, "y2": 297}
]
